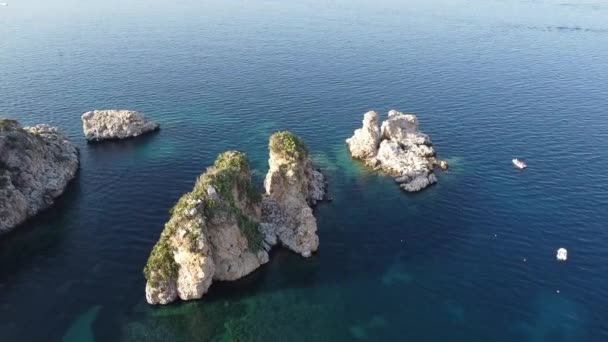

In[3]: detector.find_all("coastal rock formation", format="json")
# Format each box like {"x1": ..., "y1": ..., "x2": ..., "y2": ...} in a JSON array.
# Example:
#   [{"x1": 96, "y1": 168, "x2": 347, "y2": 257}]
[
  {"x1": 345, "y1": 111, "x2": 381, "y2": 159},
  {"x1": 81, "y1": 110, "x2": 159, "y2": 141},
  {"x1": 261, "y1": 132, "x2": 329, "y2": 257},
  {"x1": 144, "y1": 151, "x2": 267, "y2": 305},
  {"x1": 346, "y1": 110, "x2": 447, "y2": 192},
  {"x1": 144, "y1": 132, "x2": 329, "y2": 305},
  {"x1": 0, "y1": 119, "x2": 79, "y2": 233}
]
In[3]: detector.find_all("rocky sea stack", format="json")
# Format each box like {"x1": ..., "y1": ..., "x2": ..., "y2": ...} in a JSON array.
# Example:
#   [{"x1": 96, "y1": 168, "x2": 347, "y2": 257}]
[
  {"x1": 0, "y1": 119, "x2": 79, "y2": 233},
  {"x1": 261, "y1": 131, "x2": 328, "y2": 257},
  {"x1": 346, "y1": 110, "x2": 447, "y2": 192},
  {"x1": 81, "y1": 110, "x2": 159, "y2": 142},
  {"x1": 144, "y1": 132, "x2": 328, "y2": 305}
]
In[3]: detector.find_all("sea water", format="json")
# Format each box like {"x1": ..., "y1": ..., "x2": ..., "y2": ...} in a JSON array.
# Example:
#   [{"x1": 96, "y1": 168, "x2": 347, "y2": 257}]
[{"x1": 1, "y1": 0, "x2": 607, "y2": 340}]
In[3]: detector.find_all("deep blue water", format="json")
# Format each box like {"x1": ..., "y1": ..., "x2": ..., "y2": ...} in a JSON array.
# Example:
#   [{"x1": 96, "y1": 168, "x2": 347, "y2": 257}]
[{"x1": 1, "y1": 0, "x2": 608, "y2": 340}]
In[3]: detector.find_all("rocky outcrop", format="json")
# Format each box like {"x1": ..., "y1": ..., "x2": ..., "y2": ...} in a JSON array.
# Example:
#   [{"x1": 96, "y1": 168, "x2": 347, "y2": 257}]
[
  {"x1": 345, "y1": 111, "x2": 381, "y2": 159},
  {"x1": 261, "y1": 132, "x2": 329, "y2": 258},
  {"x1": 81, "y1": 110, "x2": 159, "y2": 141},
  {"x1": 0, "y1": 119, "x2": 79, "y2": 233},
  {"x1": 144, "y1": 151, "x2": 267, "y2": 305},
  {"x1": 346, "y1": 110, "x2": 447, "y2": 192},
  {"x1": 144, "y1": 132, "x2": 329, "y2": 305}
]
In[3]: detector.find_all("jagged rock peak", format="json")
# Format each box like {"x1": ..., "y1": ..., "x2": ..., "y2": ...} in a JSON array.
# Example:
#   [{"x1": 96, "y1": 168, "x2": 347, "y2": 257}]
[
  {"x1": 345, "y1": 111, "x2": 381, "y2": 159},
  {"x1": 262, "y1": 131, "x2": 328, "y2": 257}
]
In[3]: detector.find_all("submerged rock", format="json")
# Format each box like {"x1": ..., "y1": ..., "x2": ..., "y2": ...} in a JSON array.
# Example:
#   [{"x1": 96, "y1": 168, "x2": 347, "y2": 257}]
[
  {"x1": 144, "y1": 151, "x2": 267, "y2": 305},
  {"x1": 346, "y1": 110, "x2": 444, "y2": 192},
  {"x1": 261, "y1": 132, "x2": 329, "y2": 257},
  {"x1": 0, "y1": 119, "x2": 79, "y2": 233},
  {"x1": 81, "y1": 110, "x2": 159, "y2": 141}
]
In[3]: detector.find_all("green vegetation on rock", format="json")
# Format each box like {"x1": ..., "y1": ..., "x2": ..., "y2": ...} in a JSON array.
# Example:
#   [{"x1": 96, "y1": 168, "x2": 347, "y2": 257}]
[
  {"x1": 0, "y1": 118, "x2": 20, "y2": 131},
  {"x1": 143, "y1": 229, "x2": 179, "y2": 288},
  {"x1": 144, "y1": 151, "x2": 264, "y2": 286},
  {"x1": 269, "y1": 131, "x2": 308, "y2": 161},
  {"x1": 1, "y1": 119, "x2": 38, "y2": 151}
]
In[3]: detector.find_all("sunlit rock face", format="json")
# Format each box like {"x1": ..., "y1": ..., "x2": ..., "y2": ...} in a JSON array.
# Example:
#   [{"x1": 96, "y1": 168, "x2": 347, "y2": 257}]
[
  {"x1": 345, "y1": 111, "x2": 381, "y2": 160},
  {"x1": 0, "y1": 119, "x2": 79, "y2": 233},
  {"x1": 81, "y1": 110, "x2": 159, "y2": 141},
  {"x1": 145, "y1": 133, "x2": 329, "y2": 305},
  {"x1": 261, "y1": 131, "x2": 329, "y2": 258},
  {"x1": 144, "y1": 151, "x2": 267, "y2": 305},
  {"x1": 346, "y1": 110, "x2": 447, "y2": 192}
]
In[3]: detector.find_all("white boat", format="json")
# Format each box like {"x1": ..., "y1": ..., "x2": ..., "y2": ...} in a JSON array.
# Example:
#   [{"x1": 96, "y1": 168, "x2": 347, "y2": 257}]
[
  {"x1": 556, "y1": 248, "x2": 567, "y2": 261},
  {"x1": 0, "y1": 3, "x2": 8, "y2": 6},
  {"x1": 512, "y1": 158, "x2": 527, "y2": 169}
]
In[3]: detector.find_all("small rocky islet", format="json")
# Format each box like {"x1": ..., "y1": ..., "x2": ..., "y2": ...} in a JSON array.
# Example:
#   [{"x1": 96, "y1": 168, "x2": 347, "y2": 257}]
[
  {"x1": 144, "y1": 131, "x2": 329, "y2": 305},
  {"x1": 346, "y1": 110, "x2": 448, "y2": 192},
  {"x1": 81, "y1": 109, "x2": 160, "y2": 142},
  {"x1": 0, "y1": 119, "x2": 79, "y2": 234}
]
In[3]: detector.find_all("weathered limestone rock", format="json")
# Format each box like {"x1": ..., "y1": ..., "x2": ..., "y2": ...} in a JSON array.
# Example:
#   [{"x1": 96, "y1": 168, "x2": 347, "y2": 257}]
[
  {"x1": 144, "y1": 152, "x2": 267, "y2": 305},
  {"x1": 0, "y1": 119, "x2": 79, "y2": 233},
  {"x1": 400, "y1": 172, "x2": 437, "y2": 192},
  {"x1": 144, "y1": 133, "x2": 330, "y2": 305},
  {"x1": 345, "y1": 111, "x2": 381, "y2": 159},
  {"x1": 261, "y1": 132, "x2": 329, "y2": 258},
  {"x1": 81, "y1": 110, "x2": 159, "y2": 141},
  {"x1": 346, "y1": 110, "x2": 444, "y2": 192}
]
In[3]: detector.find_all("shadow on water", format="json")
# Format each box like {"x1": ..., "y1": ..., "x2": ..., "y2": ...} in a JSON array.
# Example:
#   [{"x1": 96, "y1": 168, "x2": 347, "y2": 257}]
[
  {"x1": 0, "y1": 171, "x2": 82, "y2": 275},
  {"x1": 84, "y1": 131, "x2": 161, "y2": 155}
]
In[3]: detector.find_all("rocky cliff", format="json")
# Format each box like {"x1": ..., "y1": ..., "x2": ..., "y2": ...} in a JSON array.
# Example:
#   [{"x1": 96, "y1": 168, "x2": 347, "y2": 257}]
[
  {"x1": 346, "y1": 110, "x2": 447, "y2": 192},
  {"x1": 144, "y1": 132, "x2": 328, "y2": 305},
  {"x1": 81, "y1": 110, "x2": 159, "y2": 141},
  {"x1": 0, "y1": 119, "x2": 79, "y2": 233},
  {"x1": 261, "y1": 132, "x2": 328, "y2": 257},
  {"x1": 144, "y1": 151, "x2": 267, "y2": 305},
  {"x1": 345, "y1": 111, "x2": 381, "y2": 160}
]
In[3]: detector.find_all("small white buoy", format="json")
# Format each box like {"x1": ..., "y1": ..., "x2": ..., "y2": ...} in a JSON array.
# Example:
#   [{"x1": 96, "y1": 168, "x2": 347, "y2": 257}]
[
  {"x1": 556, "y1": 290, "x2": 560, "y2": 294},
  {"x1": 556, "y1": 248, "x2": 568, "y2": 261},
  {"x1": 523, "y1": 258, "x2": 527, "y2": 262}
]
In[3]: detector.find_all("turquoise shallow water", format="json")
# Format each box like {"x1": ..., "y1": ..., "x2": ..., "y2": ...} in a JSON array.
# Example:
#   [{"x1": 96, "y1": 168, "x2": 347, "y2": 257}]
[{"x1": 1, "y1": 0, "x2": 608, "y2": 340}]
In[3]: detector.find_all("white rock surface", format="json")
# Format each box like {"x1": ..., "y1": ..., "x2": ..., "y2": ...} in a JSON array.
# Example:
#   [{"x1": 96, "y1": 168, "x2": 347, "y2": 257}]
[
  {"x1": 0, "y1": 120, "x2": 79, "y2": 233},
  {"x1": 81, "y1": 110, "x2": 159, "y2": 141},
  {"x1": 346, "y1": 110, "x2": 444, "y2": 192},
  {"x1": 345, "y1": 111, "x2": 381, "y2": 159},
  {"x1": 261, "y1": 133, "x2": 328, "y2": 257}
]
